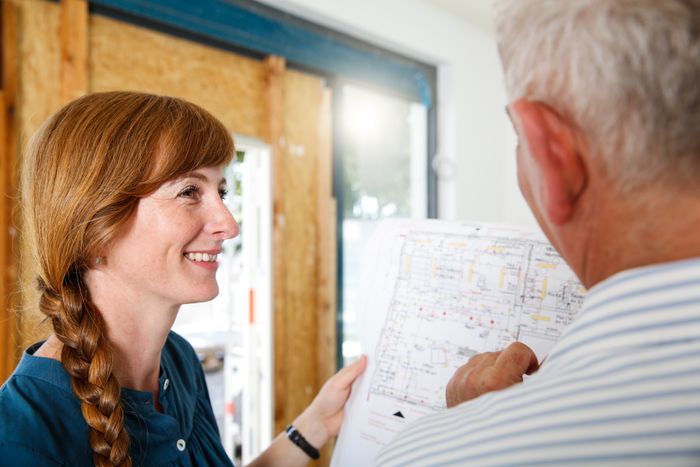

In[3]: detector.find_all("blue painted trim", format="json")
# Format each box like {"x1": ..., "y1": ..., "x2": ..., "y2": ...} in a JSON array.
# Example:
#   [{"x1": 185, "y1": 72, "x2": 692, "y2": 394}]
[{"x1": 89, "y1": 0, "x2": 433, "y2": 107}]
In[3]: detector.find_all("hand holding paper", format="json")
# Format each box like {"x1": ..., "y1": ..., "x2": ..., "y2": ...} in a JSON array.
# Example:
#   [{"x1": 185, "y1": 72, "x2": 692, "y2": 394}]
[{"x1": 293, "y1": 355, "x2": 368, "y2": 448}]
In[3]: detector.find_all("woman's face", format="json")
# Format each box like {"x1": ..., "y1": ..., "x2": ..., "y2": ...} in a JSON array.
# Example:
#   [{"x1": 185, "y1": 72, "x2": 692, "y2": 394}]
[{"x1": 101, "y1": 165, "x2": 239, "y2": 308}]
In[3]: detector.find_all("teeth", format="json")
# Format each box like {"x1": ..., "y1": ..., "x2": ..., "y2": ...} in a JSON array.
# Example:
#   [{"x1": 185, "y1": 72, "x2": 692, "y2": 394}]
[{"x1": 185, "y1": 252, "x2": 218, "y2": 262}]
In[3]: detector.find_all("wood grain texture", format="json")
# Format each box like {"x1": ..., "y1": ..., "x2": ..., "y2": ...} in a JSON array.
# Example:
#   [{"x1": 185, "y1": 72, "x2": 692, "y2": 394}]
[
  {"x1": 1, "y1": 1, "x2": 21, "y2": 381},
  {"x1": 17, "y1": 0, "x2": 62, "y2": 139},
  {"x1": 282, "y1": 67, "x2": 322, "y2": 421},
  {"x1": 278, "y1": 68, "x2": 332, "y2": 465},
  {"x1": 265, "y1": 59, "x2": 335, "y2": 465},
  {"x1": 316, "y1": 88, "x2": 336, "y2": 389},
  {"x1": 90, "y1": 14, "x2": 265, "y2": 138},
  {"x1": 0, "y1": 89, "x2": 16, "y2": 382},
  {"x1": 313, "y1": 86, "x2": 336, "y2": 467},
  {"x1": 264, "y1": 55, "x2": 288, "y2": 438},
  {"x1": 0, "y1": 3, "x2": 17, "y2": 384},
  {"x1": 59, "y1": 0, "x2": 88, "y2": 105},
  {"x1": 15, "y1": 0, "x2": 62, "y2": 349}
]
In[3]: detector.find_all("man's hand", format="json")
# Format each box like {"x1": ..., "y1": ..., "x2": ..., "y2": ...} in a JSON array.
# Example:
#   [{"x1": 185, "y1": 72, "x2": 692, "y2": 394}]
[{"x1": 445, "y1": 342, "x2": 539, "y2": 408}]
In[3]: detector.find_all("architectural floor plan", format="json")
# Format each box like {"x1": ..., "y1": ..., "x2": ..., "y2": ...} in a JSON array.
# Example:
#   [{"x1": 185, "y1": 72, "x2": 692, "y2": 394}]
[{"x1": 332, "y1": 220, "x2": 585, "y2": 466}]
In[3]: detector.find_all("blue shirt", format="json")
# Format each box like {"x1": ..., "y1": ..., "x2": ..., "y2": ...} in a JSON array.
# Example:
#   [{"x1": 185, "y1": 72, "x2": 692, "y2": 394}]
[
  {"x1": 0, "y1": 331, "x2": 233, "y2": 466},
  {"x1": 376, "y1": 257, "x2": 700, "y2": 466}
]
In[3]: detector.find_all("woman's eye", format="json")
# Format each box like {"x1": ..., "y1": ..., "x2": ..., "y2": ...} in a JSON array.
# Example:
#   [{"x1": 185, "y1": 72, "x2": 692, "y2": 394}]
[
  {"x1": 178, "y1": 185, "x2": 200, "y2": 199},
  {"x1": 219, "y1": 187, "x2": 229, "y2": 200}
]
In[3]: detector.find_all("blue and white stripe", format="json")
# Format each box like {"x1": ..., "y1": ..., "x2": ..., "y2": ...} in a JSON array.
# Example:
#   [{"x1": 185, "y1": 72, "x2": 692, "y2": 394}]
[{"x1": 374, "y1": 257, "x2": 700, "y2": 466}]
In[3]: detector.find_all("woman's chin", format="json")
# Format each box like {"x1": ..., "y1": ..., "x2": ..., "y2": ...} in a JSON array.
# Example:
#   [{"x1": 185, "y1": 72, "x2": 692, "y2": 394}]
[{"x1": 180, "y1": 287, "x2": 220, "y2": 305}]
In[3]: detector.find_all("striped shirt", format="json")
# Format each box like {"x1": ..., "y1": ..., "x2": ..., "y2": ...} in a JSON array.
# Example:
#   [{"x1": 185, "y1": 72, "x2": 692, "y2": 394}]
[{"x1": 375, "y1": 257, "x2": 700, "y2": 466}]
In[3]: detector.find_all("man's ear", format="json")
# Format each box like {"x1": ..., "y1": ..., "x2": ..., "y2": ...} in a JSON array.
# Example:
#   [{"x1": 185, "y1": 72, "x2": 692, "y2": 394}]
[{"x1": 510, "y1": 99, "x2": 587, "y2": 225}]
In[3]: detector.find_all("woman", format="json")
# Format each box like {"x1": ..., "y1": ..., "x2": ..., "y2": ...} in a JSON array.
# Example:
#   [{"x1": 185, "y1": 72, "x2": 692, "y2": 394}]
[{"x1": 0, "y1": 91, "x2": 366, "y2": 466}]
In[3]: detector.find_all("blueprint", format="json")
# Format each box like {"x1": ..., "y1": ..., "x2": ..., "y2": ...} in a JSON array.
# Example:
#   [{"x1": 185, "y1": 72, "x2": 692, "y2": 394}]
[{"x1": 331, "y1": 220, "x2": 585, "y2": 466}]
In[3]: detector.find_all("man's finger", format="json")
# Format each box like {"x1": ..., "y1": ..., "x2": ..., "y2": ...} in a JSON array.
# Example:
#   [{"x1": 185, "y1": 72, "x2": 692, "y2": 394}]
[
  {"x1": 494, "y1": 342, "x2": 539, "y2": 377},
  {"x1": 466, "y1": 351, "x2": 500, "y2": 368}
]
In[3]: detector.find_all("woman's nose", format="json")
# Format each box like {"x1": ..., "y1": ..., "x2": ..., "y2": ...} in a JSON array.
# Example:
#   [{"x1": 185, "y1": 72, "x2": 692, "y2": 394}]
[{"x1": 210, "y1": 199, "x2": 240, "y2": 240}]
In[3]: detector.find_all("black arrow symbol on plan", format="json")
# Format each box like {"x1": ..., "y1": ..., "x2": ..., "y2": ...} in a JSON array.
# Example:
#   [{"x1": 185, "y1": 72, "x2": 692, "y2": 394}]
[{"x1": 393, "y1": 411, "x2": 405, "y2": 418}]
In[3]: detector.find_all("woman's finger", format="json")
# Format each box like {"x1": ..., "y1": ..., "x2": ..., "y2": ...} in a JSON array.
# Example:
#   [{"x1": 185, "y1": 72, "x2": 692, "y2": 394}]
[{"x1": 329, "y1": 355, "x2": 367, "y2": 389}]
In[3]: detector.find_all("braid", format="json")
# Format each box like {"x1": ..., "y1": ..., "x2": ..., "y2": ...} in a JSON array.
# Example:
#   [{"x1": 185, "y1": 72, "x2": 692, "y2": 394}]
[{"x1": 38, "y1": 271, "x2": 132, "y2": 467}]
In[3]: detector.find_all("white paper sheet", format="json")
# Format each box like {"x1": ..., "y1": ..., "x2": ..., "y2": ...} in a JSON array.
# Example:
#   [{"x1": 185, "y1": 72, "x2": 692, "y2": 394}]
[{"x1": 332, "y1": 219, "x2": 585, "y2": 466}]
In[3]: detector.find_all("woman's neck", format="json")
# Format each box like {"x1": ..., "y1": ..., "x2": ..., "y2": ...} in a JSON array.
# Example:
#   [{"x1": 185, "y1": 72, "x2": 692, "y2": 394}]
[
  {"x1": 104, "y1": 313, "x2": 175, "y2": 392},
  {"x1": 35, "y1": 306, "x2": 175, "y2": 393},
  {"x1": 82, "y1": 269, "x2": 180, "y2": 392}
]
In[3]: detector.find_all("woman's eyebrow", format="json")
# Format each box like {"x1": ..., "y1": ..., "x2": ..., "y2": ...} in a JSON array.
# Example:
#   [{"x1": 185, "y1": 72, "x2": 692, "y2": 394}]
[
  {"x1": 178, "y1": 172, "x2": 226, "y2": 185},
  {"x1": 180, "y1": 172, "x2": 207, "y2": 182}
]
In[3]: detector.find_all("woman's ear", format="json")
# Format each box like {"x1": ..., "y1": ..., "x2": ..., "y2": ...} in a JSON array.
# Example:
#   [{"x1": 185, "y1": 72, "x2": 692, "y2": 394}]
[
  {"x1": 91, "y1": 246, "x2": 109, "y2": 268},
  {"x1": 510, "y1": 99, "x2": 587, "y2": 225}
]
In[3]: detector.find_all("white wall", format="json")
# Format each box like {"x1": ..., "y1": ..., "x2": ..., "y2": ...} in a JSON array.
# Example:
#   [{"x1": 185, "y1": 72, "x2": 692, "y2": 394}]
[{"x1": 257, "y1": 0, "x2": 536, "y2": 226}]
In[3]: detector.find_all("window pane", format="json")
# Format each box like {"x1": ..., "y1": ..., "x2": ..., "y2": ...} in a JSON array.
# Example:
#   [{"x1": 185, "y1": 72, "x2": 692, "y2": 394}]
[{"x1": 340, "y1": 84, "x2": 428, "y2": 364}]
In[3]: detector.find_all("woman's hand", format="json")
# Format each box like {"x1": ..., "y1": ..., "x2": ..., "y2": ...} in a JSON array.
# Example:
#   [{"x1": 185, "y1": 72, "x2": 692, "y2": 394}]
[
  {"x1": 292, "y1": 355, "x2": 367, "y2": 448},
  {"x1": 248, "y1": 356, "x2": 367, "y2": 467}
]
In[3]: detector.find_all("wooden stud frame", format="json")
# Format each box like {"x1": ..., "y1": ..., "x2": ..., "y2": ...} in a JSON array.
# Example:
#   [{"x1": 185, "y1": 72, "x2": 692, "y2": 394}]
[{"x1": 0, "y1": 0, "x2": 19, "y2": 383}]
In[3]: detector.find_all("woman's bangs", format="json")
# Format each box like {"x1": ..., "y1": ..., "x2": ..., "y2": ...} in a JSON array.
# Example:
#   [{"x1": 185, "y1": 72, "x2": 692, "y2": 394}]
[{"x1": 147, "y1": 104, "x2": 234, "y2": 187}]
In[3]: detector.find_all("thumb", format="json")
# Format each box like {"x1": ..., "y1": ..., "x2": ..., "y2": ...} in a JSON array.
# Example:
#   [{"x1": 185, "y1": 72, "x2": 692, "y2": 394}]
[
  {"x1": 330, "y1": 355, "x2": 367, "y2": 389},
  {"x1": 494, "y1": 342, "x2": 539, "y2": 377}
]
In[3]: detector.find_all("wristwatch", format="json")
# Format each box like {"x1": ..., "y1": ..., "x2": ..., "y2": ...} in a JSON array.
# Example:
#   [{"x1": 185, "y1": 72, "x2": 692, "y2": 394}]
[{"x1": 285, "y1": 424, "x2": 320, "y2": 460}]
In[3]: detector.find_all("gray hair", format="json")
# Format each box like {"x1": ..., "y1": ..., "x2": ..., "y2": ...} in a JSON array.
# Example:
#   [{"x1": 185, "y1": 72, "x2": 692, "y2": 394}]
[{"x1": 495, "y1": 0, "x2": 700, "y2": 191}]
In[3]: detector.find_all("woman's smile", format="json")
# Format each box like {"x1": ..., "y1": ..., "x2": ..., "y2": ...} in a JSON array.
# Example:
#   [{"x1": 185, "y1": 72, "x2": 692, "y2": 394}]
[{"x1": 184, "y1": 249, "x2": 222, "y2": 270}]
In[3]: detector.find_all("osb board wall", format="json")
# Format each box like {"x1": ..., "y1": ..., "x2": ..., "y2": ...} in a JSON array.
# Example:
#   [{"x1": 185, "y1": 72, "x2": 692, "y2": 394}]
[
  {"x1": 275, "y1": 69, "x2": 336, "y2": 465},
  {"x1": 16, "y1": 0, "x2": 62, "y2": 141},
  {"x1": 15, "y1": 4, "x2": 267, "y2": 155},
  {"x1": 0, "y1": 1, "x2": 19, "y2": 381},
  {"x1": 14, "y1": 0, "x2": 62, "y2": 345},
  {"x1": 90, "y1": 14, "x2": 265, "y2": 138},
  {"x1": 275, "y1": 69, "x2": 323, "y2": 422}
]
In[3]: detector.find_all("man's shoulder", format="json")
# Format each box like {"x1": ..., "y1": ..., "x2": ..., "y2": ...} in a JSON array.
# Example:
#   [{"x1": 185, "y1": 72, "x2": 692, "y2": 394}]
[{"x1": 376, "y1": 342, "x2": 700, "y2": 466}]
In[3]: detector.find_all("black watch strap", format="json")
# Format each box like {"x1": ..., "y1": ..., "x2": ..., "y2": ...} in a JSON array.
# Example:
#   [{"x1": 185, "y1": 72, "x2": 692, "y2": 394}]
[{"x1": 285, "y1": 424, "x2": 320, "y2": 460}]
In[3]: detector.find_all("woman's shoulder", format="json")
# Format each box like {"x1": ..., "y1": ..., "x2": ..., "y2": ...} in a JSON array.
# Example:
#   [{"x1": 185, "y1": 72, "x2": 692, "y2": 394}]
[
  {"x1": 0, "y1": 347, "x2": 91, "y2": 465},
  {"x1": 0, "y1": 345, "x2": 82, "y2": 411}
]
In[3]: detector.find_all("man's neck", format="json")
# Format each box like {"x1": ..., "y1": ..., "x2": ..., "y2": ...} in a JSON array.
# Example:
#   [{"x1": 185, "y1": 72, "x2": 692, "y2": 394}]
[{"x1": 561, "y1": 181, "x2": 700, "y2": 288}]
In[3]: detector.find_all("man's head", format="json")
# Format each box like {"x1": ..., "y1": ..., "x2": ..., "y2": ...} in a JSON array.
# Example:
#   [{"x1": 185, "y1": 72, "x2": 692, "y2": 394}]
[
  {"x1": 496, "y1": 0, "x2": 700, "y2": 191},
  {"x1": 494, "y1": 0, "x2": 700, "y2": 286}
]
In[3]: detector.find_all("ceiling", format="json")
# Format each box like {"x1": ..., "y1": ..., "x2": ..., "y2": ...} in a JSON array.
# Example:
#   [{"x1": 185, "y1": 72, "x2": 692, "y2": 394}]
[{"x1": 420, "y1": 0, "x2": 496, "y2": 34}]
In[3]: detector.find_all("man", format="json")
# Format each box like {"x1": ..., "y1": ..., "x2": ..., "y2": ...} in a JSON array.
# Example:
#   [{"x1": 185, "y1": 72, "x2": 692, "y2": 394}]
[{"x1": 375, "y1": 0, "x2": 700, "y2": 464}]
